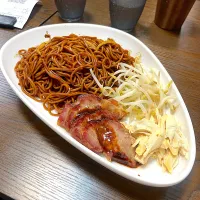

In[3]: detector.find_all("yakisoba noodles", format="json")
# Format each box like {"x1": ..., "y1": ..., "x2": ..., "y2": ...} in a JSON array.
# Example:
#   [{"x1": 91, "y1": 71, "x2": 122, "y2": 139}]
[{"x1": 15, "y1": 34, "x2": 135, "y2": 115}]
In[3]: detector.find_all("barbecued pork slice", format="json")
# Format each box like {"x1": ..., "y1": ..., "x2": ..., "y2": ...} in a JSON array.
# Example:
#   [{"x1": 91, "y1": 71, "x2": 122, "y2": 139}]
[
  {"x1": 101, "y1": 99, "x2": 126, "y2": 120},
  {"x1": 58, "y1": 94, "x2": 102, "y2": 131},
  {"x1": 77, "y1": 93, "x2": 101, "y2": 105},
  {"x1": 70, "y1": 115, "x2": 136, "y2": 167},
  {"x1": 69, "y1": 108, "x2": 121, "y2": 151},
  {"x1": 58, "y1": 94, "x2": 126, "y2": 131},
  {"x1": 70, "y1": 111, "x2": 105, "y2": 153},
  {"x1": 57, "y1": 103, "x2": 72, "y2": 128},
  {"x1": 95, "y1": 119, "x2": 137, "y2": 168},
  {"x1": 70, "y1": 123, "x2": 103, "y2": 153},
  {"x1": 57, "y1": 94, "x2": 136, "y2": 167}
]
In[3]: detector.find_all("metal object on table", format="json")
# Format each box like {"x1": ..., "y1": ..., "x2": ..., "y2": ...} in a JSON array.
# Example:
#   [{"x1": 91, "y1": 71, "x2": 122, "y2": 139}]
[
  {"x1": 154, "y1": 0, "x2": 196, "y2": 30},
  {"x1": 54, "y1": 0, "x2": 86, "y2": 22},
  {"x1": 109, "y1": 0, "x2": 147, "y2": 32}
]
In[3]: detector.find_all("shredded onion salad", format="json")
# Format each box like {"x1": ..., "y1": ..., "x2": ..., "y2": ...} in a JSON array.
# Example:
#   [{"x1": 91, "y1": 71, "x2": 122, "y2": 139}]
[{"x1": 90, "y1": 54, "x2": 189, "y2": 173}]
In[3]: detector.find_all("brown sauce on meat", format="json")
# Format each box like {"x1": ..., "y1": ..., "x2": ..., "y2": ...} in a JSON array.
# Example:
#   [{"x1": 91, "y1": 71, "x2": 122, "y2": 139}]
[
  {"x1": 96, "y1": 125, "x2": 119, "y2": 152},
  {"x1": 95, "y1": 123, "x2": 132, "y2": 166}
]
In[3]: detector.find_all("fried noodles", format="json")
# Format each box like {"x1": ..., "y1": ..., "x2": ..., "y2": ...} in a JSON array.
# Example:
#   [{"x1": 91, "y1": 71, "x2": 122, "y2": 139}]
[{"x1": 15, "y1": 34, "x2": 135, "y2": 115}]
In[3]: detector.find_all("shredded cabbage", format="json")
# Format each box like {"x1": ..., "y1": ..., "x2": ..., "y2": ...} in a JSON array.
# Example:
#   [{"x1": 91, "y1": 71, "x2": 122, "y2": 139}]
[{"x1": 90, "y1": 54, "x2": 189, "y2": 173}]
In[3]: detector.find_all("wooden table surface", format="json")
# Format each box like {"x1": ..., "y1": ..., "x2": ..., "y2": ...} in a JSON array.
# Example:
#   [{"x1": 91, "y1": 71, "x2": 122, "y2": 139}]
[{"x1": 0, "y1": 0, "x2": 200, "y2": 200}]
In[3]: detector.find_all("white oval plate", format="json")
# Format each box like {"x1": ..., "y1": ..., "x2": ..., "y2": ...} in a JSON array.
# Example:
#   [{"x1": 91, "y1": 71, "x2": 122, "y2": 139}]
[{"x1": 0, "y1": 24, "x2": 196, "y2": 187}]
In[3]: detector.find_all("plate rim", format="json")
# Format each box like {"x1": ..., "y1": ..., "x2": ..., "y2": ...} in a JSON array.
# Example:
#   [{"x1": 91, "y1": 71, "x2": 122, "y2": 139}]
[{"x1": 0, "y1": 23, "x2": 196, "y2": 187}]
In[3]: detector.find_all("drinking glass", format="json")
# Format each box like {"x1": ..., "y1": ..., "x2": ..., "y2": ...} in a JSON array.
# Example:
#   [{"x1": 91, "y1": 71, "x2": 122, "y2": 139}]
[
  {"x1": 55, "y1": 0, "x2": 86, "y2": 22},
  {"x1": 109, "y1": 0, "x2": 147, "y2": 32}
]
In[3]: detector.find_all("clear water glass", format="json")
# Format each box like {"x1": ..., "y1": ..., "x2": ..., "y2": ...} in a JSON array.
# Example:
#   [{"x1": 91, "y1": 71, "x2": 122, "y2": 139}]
[
  {"x1": 55, "y1": 0, "x2": 86, "y2": 22},
  {"x1": 109, "y1": 0, "x2": 147, "y2": 32}
]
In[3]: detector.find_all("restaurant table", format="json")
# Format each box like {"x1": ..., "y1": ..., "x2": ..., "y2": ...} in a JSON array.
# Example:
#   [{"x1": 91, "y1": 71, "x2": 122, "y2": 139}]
[{"x1": 0, "y1": 0, "x2": 200, "y2": 200}]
